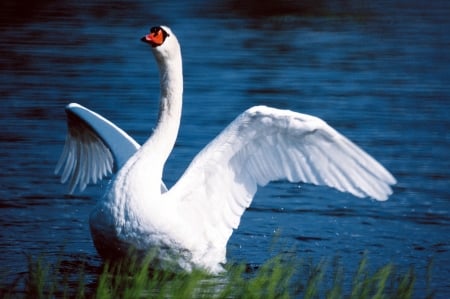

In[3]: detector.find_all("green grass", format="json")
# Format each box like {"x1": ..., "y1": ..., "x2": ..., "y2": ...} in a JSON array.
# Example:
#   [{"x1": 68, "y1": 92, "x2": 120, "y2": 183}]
[{"x1": 0, "y1": 251, "x2": 431, "y2": 299}]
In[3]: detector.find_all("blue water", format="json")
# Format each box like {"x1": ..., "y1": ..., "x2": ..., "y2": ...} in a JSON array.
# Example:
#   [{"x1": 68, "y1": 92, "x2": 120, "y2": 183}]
[{"x1": 1, "y1": 0, "x2": 449, "y2": 297}]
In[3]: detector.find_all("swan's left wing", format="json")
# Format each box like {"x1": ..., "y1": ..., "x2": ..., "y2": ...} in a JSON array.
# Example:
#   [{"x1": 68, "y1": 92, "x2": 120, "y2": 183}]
[
  {"x1": 167, "y1": 105, "x2": 396, "y2": 252},
  {"x1": 55, "y1": 103, "x2": 169, "y2": 195},
  {"x1": 55, "y1": 103, "x2": 140, "y2": 194}
]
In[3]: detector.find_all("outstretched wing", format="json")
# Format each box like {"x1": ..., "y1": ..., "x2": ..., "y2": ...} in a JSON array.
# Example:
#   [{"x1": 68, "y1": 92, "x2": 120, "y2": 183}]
[
  {"x1": 167, "y1": 105, "x2": 396, "y2": 251},
  {"x1": 55, "y1": 103, "x2": 141, "y2": 194}
]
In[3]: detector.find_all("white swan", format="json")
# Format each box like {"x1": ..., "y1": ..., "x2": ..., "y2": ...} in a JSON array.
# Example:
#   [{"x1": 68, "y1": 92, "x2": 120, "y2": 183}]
[{"x1": 55, "y1": 25, "x2": 396, "y2": 273}]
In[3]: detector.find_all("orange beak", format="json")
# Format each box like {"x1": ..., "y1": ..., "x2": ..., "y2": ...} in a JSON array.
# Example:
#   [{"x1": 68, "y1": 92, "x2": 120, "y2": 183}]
[{"x1": 142, "y1": 29, "x2": 164, "y2": 47}]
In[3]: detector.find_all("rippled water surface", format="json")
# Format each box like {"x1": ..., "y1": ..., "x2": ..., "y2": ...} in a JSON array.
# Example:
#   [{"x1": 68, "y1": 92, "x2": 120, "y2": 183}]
[{"x1": 1, "y1": 0, "x2": 449, "y2": 297}]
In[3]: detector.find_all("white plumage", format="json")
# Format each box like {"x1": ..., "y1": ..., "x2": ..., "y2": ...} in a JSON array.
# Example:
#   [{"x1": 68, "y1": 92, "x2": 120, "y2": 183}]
[{"x1": 55, "y1": 25, "x2": 396, "y2": 273}]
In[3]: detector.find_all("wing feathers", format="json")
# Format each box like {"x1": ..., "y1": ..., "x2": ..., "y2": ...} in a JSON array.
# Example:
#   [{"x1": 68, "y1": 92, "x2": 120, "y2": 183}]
[
  {"x1": 168, "y1": 105, "x2": 396, "y2": 252},
  {"x1": 55, "y1": 103, "x2": 139, "y2": 194},
  {"x1": 56, "y1": 103, "x2": 170, "y2": 194},
  {"x1": 55, "y1": 117, "x2": 115, "y2": 194}
]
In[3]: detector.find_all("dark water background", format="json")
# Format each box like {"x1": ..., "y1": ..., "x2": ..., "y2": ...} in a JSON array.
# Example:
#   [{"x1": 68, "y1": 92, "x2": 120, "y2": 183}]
[{"x1": 1, "y1": 0, "x2": 449, "y2": 297}]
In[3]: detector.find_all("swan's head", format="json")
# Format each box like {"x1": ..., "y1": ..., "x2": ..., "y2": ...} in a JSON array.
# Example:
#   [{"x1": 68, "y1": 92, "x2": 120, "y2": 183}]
[{"x1": 141, "y1": 25, "x2": 180, "y2": 61}]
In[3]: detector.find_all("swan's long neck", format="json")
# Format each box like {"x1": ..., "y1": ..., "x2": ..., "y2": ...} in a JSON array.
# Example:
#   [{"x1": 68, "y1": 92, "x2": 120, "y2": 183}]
[
  {"x1": 112, "y1": 43, "x2": 183, "y2": 199},
  {"x1": 144, "y1": 47, "x2": 183, "y2": 166}
]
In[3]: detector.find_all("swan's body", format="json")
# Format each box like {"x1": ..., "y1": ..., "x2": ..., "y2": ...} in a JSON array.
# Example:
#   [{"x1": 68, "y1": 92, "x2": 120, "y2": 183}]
[{"x1": 56, "y1": 26, "x2": 396, "y2": 273}]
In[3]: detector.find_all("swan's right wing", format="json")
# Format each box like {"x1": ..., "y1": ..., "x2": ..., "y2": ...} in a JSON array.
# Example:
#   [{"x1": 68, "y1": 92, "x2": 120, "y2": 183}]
[
  {"x1": 167, "y1": 106, "x2": 396, "y2": 256},
  {"x1": 55, "y1": 103, "x2": 141, "y2": 194}
]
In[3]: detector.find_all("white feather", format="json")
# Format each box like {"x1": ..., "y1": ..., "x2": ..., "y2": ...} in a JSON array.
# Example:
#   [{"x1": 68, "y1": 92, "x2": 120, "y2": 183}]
[{"x1": 166, "y1": 106, "x2": 396, "y2": 266}]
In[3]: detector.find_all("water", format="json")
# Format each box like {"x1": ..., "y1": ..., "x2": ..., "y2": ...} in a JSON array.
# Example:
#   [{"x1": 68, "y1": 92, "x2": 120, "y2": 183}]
[{"x1": 1, "y1": 0, "x2": 449, "y2": 297}]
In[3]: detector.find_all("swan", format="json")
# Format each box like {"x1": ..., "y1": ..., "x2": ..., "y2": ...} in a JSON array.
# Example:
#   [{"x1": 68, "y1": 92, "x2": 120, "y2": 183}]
[{"x1": 55, "y1": 25, "x2": 396, "y2": 273}]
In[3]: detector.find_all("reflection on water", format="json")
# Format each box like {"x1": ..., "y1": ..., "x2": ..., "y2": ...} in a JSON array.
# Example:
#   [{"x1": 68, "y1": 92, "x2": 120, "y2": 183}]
[{"x1": 1, "y1": 0, "x2": 449, "y2": 297}]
